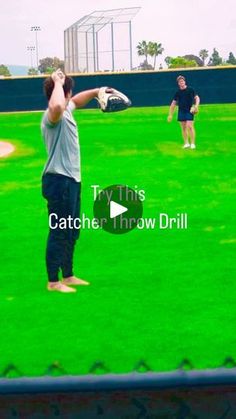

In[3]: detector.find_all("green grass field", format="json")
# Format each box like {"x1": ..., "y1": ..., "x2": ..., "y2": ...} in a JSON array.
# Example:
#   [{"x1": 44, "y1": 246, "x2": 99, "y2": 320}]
[{"x1": 0, "y1": 104, "x2": 235, "y2": 377}]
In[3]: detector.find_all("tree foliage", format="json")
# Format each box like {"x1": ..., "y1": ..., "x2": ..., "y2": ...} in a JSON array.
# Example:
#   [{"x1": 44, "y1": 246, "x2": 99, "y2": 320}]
[
  {"x1": 168, "y1": 57, "x2": 197, "y2": 69},
  {"x1": 0, "y1": 64, "x2": 11, "y2": 77},
  {"x1": 199, "y1": 49, "x2": 209, "y2": 66},
  {"x1": 183, "y1": 54, "x2": 203, "y2": 67},
  {"x1": 208, "y1": 48, "x2": 223, "y2": 66},
  {"x1": 138, "y1": 60, "x2": 154, "y2": 70},
  {"x1": 38, "y1": 57, "x2": 65, "y2": 74},
  {"x1": 148, "y1": 42, "x2": 164, "y2": 69},
  {"x1": 136, "y1": 41, "x2": 164, "y2": 69},
  {"x1": 136, "y1": 41, "x2": 149, "y2": 63},
  {"x1": 28, "y1": 67, "x2": 38, "y2": 76},
  {"x1": 165, "y1": 56, "x2": 172, "y2": 67},
  {"x1": 227, "y1": 52, "x2": 236, "y2": 65}
]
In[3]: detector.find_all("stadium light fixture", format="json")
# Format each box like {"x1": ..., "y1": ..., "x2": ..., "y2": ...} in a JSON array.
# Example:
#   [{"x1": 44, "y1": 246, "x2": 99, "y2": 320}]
[
  {"x1": 27, "y1": 46, "x2": 36, "y2": 68},
  {"x1": 30, "y1": 26, "x2": 41, "y2": 71}
]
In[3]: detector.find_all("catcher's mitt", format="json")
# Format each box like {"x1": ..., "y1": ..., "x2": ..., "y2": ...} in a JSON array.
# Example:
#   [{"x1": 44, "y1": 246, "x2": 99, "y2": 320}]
[{"x1": 97, "y1": 87, "x2": 131, "y2": 112}]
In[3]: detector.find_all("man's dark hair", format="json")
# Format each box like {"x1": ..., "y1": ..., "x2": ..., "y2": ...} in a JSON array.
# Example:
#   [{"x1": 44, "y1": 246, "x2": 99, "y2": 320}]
[
  {"x1": 44, "y1": 75, "x2": 74, "y2": 101},
  {"x1": 176, "y1": 75, "x2": 186, "y2": 83}
]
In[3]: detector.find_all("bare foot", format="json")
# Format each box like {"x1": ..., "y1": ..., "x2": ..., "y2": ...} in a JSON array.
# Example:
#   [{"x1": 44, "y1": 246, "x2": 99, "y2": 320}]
[
  {"x1": 62, "y1": 276, "x2": 90, "y2": 286},
  {"x1": 47, "y1": 282, "x2": 76, "y2": 293}
]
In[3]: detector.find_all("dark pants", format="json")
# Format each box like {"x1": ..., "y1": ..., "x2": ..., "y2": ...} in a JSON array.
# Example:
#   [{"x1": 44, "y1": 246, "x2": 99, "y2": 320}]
[{"x1": 42, "y1": 173, "x2": 81, "y2": 282}]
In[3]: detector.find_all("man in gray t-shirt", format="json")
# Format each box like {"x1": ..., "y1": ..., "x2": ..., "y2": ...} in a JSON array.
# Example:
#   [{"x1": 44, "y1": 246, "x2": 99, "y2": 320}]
[
  {"x1": 41, "y1": 104, "x2": 81, "y2": 182},
  {"x1": 42, "y1": 69, "x2": 101, "y2": 293}
]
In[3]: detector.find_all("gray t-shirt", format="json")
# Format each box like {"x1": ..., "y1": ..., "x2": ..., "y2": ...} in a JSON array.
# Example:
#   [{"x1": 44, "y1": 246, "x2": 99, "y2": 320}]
[{"x1": 41, "y1": 102, "x2": 81, "y2": 182}]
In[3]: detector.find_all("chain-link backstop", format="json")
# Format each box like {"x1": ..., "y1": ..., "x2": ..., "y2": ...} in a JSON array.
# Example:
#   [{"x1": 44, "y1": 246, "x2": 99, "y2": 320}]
[{"x1": 64, "y1": 8, "x2": 141, "y2": 74}]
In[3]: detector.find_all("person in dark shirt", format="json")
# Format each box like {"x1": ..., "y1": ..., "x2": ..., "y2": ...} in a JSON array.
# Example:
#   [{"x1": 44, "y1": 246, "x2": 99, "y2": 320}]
[{"x1": 168, "y1": 75, "x2": 200, "y2": 149}]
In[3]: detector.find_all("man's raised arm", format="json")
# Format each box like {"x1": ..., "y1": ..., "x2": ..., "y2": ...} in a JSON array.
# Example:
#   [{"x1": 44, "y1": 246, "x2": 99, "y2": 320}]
[
  {"x1": 48, "y1": 69, "x2": 66, "y2": 124},
  {"x1": 71, "y1": 89, "x2": 99, "y2": 109}
]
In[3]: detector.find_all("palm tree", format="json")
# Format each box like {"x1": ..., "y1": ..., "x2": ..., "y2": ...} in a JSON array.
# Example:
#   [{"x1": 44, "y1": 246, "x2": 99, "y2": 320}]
[
  {"x1": 136, "y1": 41, "x2": 149, "y2": 65},
  {"x1": 199, "y1": 49, "x2": 209, "y2": 66},
  {"x1": 149, "y1": 42, "x2": 164, "y2": 69}
]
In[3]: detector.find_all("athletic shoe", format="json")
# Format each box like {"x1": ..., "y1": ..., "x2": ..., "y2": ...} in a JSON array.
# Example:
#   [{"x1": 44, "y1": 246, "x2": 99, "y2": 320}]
[
  {"x1": 47, "y1": 282, "x2": 76, "y2": 293},
  {"x1": 62, "y1": 277, "x2": 90, "y2": 286},
  {"x1": 190, "y1": 144, "x2": 196, "y2": 149},
  {"x1": 183, "y1": 143, "x2": 190, "y2": 149}
]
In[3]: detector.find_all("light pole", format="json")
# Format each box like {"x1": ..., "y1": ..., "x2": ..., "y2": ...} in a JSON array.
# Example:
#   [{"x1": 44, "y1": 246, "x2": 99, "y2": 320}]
[
  {"x1": 30, "y1": 26, "x2": 41, "y2": 71},
  {"x1": 27, "y1": 46, "x2": 35, "y2": 68}
]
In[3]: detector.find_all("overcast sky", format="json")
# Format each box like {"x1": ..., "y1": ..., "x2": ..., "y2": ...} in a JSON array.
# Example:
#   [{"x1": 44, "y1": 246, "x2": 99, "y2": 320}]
[{"x1": 1, "y1": 0, "x2": 236, "y2": 68}]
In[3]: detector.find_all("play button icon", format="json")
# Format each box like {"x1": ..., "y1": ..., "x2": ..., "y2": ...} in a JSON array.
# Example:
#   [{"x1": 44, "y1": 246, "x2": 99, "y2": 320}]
[
  {"x1": 110, "y1": 201, "x2": 128, "y2": 219},
  {"x1": 93, "y1": 184, "x2": 143, "y2": 234}
]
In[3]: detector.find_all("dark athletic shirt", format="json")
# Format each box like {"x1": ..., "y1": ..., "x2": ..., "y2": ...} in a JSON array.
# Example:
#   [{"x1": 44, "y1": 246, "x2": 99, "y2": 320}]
[{"x1": 173, "y1": 87, "x2": 196, "y2": 112}]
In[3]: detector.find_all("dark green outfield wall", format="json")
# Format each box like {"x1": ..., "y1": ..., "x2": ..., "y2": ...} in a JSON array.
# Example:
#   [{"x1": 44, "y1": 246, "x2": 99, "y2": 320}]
[{"x1": 0, "y1": 67, "x2": 236, "y2": 112}]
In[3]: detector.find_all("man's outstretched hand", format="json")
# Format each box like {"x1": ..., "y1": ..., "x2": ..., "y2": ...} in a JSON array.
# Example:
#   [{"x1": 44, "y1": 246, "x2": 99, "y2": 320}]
[
  {"x1": 190, "y1": 105, "x2": 199, "y2": 114},
  {"x1": 104, "y1": 87, "x2": 115, "y2": 94},
  {"x1": 51, "y1": 69, "x2": 65, "y2": 86}
]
